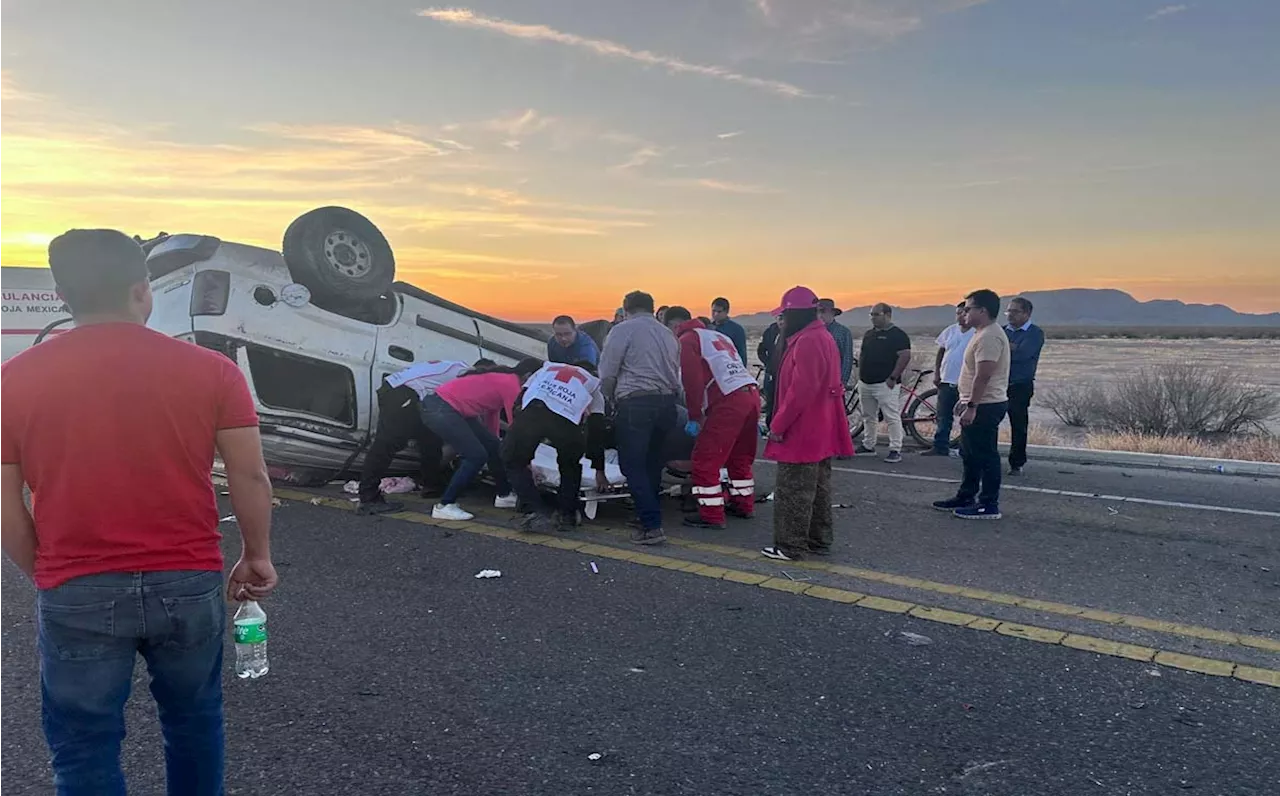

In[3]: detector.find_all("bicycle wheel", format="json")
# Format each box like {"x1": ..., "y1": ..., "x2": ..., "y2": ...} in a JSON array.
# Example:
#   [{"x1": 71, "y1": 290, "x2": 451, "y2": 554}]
[
  {"x1": 905, "y1": 388, "x2": 941, "y2": 449},
  {"x1": 847, "y1": 391, "x2": 864, "y2": 440}
]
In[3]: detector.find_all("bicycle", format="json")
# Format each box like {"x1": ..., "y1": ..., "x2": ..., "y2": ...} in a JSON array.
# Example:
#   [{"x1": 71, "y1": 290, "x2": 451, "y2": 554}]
[{"x1": 845, "y1": 365, "x2": 959, "y2": 450}]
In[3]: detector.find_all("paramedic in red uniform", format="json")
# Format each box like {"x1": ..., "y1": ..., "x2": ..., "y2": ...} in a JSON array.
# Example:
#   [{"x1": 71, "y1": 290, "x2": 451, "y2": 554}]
[{"x1": 664, "y1": 307, "x2": 762, "y2": 529}]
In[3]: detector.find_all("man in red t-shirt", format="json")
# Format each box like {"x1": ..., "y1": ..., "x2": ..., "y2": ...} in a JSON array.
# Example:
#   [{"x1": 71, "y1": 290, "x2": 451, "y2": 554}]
[{"x1": 1, "y1": 229, "x2": 278, "y2": 795}]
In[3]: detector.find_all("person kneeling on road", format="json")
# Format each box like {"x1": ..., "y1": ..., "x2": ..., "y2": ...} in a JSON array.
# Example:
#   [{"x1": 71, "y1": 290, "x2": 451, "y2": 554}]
[
  {"x1": 420, "y1": 358, "x2": 543, "y2": 521},
  {"x1": 665, "y1": 307, "x2": 761, "y2": 529},
  {"x1": 502, "y1": 361, "x2": 610, "y2": 533},
  {"x1": 357, "y1": 359, "x2": 492, "y2": 516}
]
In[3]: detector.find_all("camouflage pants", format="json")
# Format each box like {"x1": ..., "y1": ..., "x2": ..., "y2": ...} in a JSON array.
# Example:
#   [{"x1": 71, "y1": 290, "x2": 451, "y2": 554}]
[{"x1": 772, "y1": 459, "x2": 833, "y2": 557}]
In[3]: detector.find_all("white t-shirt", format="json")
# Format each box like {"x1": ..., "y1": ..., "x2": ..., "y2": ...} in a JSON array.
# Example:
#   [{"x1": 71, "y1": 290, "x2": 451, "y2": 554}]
[
  {"x1": 935, "y1": 324, "x2": 975, "y2": 386},
  {"x1": 521, "y1": 363, "x2": 606, "y2": 424},
  {"x1": 385, "y1": 360, "x2": 469, "y2": 399}
]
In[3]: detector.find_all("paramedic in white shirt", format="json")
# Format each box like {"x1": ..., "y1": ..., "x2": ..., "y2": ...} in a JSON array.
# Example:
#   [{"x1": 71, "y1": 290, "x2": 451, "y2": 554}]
[
  {"x1": 501, "y1": 360, "x2": 610, "y2": 533},
  {"x1": 923, "y1": 302, "x2": 974, "y2": 457},
  {"x1": 357, "y1": 358, "x2": 494, "y2": 514}
]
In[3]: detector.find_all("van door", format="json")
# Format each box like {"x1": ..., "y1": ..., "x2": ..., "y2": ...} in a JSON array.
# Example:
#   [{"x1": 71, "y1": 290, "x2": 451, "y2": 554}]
[{"x1": 372, "y1": 294, "x2": 499, "y2": 384}]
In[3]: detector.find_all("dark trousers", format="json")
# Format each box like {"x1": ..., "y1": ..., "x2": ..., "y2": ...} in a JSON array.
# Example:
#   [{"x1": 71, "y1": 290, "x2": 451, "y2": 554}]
[
  {"x1": 773, "y1": 459, "x2": 833, "y2": 557},
  {"x1": 762, "y1": 370, "x2": 778, "y2": 427},
  {"x1": 958, "y1": 401, "x2": 1008, "y2": 507},
  {"x1": 419, "y1": 394, "x2": 510, "y2": 505},
  {"x1": 501, "y1": 400, "x2": 585, "y2": 517},
  {"x1": 38, "y1": 571, "x2": 225, "y2": 796},
  {"x1": 615, "y1": 393, "x2": 678, "y2": 531},
  {"x1": 932, "y1": 383, "x2": 960, "y2": 454},
  {"x1": 358, "y1": 384, "x2": 445, "y2": 502},
  {"x1": 1007, "y1": 381, "x2": 1035, "y2": 469}
]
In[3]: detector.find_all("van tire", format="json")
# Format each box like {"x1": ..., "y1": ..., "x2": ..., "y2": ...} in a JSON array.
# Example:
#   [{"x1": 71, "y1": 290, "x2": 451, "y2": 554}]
[{"x1": 282, "y1": 207, "x2": 395, "y2": 301}]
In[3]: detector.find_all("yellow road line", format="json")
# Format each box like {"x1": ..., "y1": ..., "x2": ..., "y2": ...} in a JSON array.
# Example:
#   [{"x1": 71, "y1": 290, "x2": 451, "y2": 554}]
[{"x1": 273, "y1": 489, "x2": 1280, "y2": 687}]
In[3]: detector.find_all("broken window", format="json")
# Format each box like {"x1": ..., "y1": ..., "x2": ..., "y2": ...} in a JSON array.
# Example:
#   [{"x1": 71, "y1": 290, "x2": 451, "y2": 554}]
[{"x1": 246, "y1": 345, "x2": 356, "y2": 426}]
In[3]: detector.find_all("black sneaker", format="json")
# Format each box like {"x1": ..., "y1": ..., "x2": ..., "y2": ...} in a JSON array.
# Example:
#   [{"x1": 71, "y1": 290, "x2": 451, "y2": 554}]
[
  {"x1": 356, "y1": 498, "x2": 403, "y2": 516},
  {"x1": 932, "y1": 496, "x2": 975, "y2": 512},
  {"x1": 557, "y1": 510, "x2": 582, "y2": 531},
  {"x1": 955, "y1": 504, "x2": 1002, "y2": 520},
  {"x1": 761, "y1": 546, "x2": 799, "y2": 561},
  {"x1": 1008, "y1": 466, "x2": 1024, "y2": 476},
  {"x1": 884, "y1": 450, "x2": 903, "y2": 464},
  {"x1": 856, "y1": 444, "x2": 876, "y2": 455},
  {"x1": 520, "y1": 513, "x2": 557, "y2": 533},
  {"x1": 808, "y1": 547, "x2": 832, "y2": 557}
]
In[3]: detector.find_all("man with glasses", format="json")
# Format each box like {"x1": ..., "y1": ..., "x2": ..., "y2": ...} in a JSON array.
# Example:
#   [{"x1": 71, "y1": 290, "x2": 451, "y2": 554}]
[
  {"x1": 855, "y1": 303, "x2": 912, "y2": 463},
  {"x1": 933, "y1": 289, "x2": 1011, "y2": 519},
  {"x1": 1004, "y1": 297, "x2": 1044, "y2": 475}
]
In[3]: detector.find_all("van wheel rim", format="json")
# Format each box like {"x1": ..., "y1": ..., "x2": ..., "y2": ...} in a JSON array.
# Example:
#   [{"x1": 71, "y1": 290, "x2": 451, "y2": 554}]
[{"x1": 323, "y1": 229, "x2": 372, "y2": 278}]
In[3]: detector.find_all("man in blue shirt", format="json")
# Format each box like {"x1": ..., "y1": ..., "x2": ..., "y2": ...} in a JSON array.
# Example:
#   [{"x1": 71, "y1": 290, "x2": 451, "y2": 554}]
[
  {"x1": 818, "y1": 298, "x2": 855, "y2": 387},
  {"x1": 547, "y1": 315, "x2": 600, "y2": 366},
  {"x1": 709, "y1": 297, "x2": 749, "y2": 366},
  {"x1": 1004, "y1": 296, "x2": 1045, "y2": 475}
]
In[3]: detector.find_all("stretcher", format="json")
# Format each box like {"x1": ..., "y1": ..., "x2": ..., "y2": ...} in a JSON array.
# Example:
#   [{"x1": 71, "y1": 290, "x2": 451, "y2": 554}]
[
  {"x1": 529, "y1": 444, "x2": 631, "y2": 519},
  {"x1": 529, "y1": 443, "x2": 733, "y2": 520}
]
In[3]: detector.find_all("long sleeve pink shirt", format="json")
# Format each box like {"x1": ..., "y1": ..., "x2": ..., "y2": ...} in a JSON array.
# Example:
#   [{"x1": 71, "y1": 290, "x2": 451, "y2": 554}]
[{"x1": 435, "y1": 372, "x2": 521, "y2": 436}]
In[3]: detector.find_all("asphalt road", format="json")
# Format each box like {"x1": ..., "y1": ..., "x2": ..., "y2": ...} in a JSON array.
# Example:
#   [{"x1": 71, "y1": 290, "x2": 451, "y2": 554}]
[{"x1": 3, "y1": 455, "x2": 1278, "y2": 795}]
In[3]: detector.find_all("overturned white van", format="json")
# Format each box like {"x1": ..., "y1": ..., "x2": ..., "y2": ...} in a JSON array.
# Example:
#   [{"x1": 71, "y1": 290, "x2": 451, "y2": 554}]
[{"x1": 138, "y1": 206, "x2": 548, "y2": 484}]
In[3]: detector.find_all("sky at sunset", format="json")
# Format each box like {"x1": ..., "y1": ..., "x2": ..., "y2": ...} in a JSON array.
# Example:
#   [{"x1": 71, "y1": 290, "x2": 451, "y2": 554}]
[{"x1": 2, "y1": 0, "x2": 1278, "y2": 321}]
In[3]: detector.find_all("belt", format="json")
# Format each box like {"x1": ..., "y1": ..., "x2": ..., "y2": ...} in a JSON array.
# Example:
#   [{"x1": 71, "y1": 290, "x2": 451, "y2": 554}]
[{"x1": 617, "y1": 389, "x2": 676, "y2": 400}]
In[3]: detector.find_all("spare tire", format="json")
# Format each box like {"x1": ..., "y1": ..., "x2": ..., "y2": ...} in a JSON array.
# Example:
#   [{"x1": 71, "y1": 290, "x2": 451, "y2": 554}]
[{"x1": 282, "y1": 207, "x2": 395, "y2": 301}]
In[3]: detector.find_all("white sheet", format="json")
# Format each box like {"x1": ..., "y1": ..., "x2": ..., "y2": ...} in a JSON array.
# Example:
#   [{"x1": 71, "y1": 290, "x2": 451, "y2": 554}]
[{"x1": 530, "y1": 444, "x2": 627, "y2": 490}]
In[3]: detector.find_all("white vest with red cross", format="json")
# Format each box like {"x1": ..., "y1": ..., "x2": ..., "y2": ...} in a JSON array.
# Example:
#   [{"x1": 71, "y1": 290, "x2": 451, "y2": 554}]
[
  {"x1": 695, "y1": 328, "x2": 755, "y2": 396},
  {"x1": 521, "y1": 363, "x2": 605, "y2": 424}
]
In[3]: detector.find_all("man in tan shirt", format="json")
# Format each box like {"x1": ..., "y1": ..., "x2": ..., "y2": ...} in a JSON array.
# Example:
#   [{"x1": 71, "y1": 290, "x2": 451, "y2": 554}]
[{"x1": 933, "y1": 289, "x2": 1010, "y2": 520}]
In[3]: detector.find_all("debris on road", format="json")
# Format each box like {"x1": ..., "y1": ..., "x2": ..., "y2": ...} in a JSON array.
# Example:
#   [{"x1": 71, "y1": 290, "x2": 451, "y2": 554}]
[
  {"x1": 781, "y1": 571, "x2": 813, "y2": 582},
  {"x1": 590, "y1": 562, "x2": 599, "y2": 574},
  {"x1": 271, "y1": 498, "x2": 283, "y2": 508},
  {"x1": 474, "y1": 569, "x2": 502, "y2": 579},
  {"x1": 343, "y1": 476, "x2": 417, "y2": 495},
  {"x1": 758, "y1": 492, "x2": 775, "y2": 502},
  {"x1": 832, "y1": 502, "x2": 854, "y2": 509},
  {"x1": 893, "y1": 630, "x2": 934, "y2": 646},
  {"x1": 219, "y1": 515, "x2": 237, "y2": 523},
  {"x1": 1107, "y1": 506, "x2": 1119, "y2": 515},
  {"x1": 588, "y1": 753, "x2": 603, "y2": 761},
  {"x1": 309, "y1": 497, "x2": 323, "y2": 506}
]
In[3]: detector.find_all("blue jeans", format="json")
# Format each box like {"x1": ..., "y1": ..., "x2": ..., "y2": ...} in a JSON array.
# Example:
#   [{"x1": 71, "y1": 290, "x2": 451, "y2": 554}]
[
  {"x1": 958, "y1": 401, "x2": 1008, "y2": 507},
  {"x1": 419, "y1": 393, "x2": 511, "y2": 505},
  {"x1": 37, "y1": 570, "x2": 226, "y2": 796},
  {"x1": 932, "y1": 383, "x2": 960, "y2": 454},
  {"x1": 615, "y1": 393, "x2": 678, "y2": 530}
]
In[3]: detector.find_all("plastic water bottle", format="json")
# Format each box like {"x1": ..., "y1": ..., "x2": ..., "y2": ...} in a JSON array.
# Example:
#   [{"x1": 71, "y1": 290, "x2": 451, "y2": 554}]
[{"x1": 233, "y1": 600, "x2": 269, "y2": 679}]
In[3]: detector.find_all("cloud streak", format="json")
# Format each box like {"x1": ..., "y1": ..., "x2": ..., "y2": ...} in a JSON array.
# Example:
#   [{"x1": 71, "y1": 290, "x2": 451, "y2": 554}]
[
  {"x1": 717, "y1": 131, "x2": 745, "y2": 139},
  {"x1": 418, "y1": 8, "x2": 821, "y2": 99},
  {"x1": 1147, "y1": 5, "x2": 1189, "y2": 21}
]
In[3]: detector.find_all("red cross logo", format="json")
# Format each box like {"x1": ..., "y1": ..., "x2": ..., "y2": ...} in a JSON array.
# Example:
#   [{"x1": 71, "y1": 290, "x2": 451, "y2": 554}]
[
  {"x1": 547, "y1": 364, "x2": 588, "y2": 384},
  {"x1": 711, "y1": 337, "x2": 737, "y2": 356}
]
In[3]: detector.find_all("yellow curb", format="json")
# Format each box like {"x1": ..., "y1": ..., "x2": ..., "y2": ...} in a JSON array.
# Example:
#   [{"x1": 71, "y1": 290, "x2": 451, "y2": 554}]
[
  {"x1": 689, "y1": 566, "x2": 730, "y2": 579},
  {"x1": 1237, "y1": 635, "x2": 1280, "y2": 653},
  {"x1": 1234, "y1": 666, "x2": 1280, "y2": 688},
  {"x1": 803, "y1": 586, "x2": 866, "y2": 604},
  {"x1": 630, "y1": 553, "x2": 675, "y2": 567},
  {"x1": 758, "y1": 577, "x2": 814, "y2": 594},
  {"x1": 957, "y1": 588, "x2": 1023, "y2": 607},
  {"x1": 1018, "y1": 599, "x2": 1087, "y2": 616},
  {"x1": 577, "y1": 544, "x2": 641, "y2": 562},
  {"x1": 1062, "y1": 634, "x2": 1157, "y2": 662},
  {"x1": 995, "y1": 623, "x2": 1067, "y2": 645},
  {"x1": 658, "y1": 557, "x2": 696, "y2": 570},
  {"x1": 676, "y1": 562, "x2": 710, "y2": 574},
  {"x1": 856, "y1": 596, "x2": 915, "y2": 614},
  {"x1": 537, "y1": 538, "x2": 588, "y2": 551},
  {"x1": 1153, "y1": 651, "x2": 1235, "y2": 677},
  {"x1": 910, "y1": 606, "x2": 984, "y2": 627},
  {"x1": 1075, "y1": 609, "x2": 1127, "y2": 624},
  {"x1": 721, "y1": 570, "x2": 771, "y2": 585},
  {"x1": 966, "y1": 618, "x2": 1002, "y2": 631}
]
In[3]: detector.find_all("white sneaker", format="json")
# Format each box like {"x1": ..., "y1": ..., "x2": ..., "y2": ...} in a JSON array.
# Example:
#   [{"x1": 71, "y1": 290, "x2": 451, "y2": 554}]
[
  {"x1": 493, "y1": 493, "x2": 518, "y2": 509},
  {"x1": 432, "y1": 503, "x2": 474, "y2": 521}
]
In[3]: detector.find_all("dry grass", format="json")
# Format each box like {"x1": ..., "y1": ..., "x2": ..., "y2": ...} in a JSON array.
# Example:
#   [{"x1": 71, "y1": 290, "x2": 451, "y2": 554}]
[
  {"x1": 998, "y1": 423, "x2": 1062, "y2": 446},
  {"x1": 1084, "y1": 432, "x2": 1280, "y2": 463}
]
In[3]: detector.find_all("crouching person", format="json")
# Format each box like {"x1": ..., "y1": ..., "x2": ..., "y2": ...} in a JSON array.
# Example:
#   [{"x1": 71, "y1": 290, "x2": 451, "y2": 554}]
[
  {"x1": 664, "y1": 307, "x2": 761, "y2": 529},
  {"x1": 357, "y1": 359, "x2": 473, "y2": 515},
  {"x1": 502, "y1": 361, "x2": 610, "y2": 533}
]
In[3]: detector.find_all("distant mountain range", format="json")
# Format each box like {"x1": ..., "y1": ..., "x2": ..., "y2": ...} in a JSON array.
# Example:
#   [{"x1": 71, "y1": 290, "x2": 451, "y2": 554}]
[{"x1": 734, "y1": 289, "x2": 1280, "y2": 329}]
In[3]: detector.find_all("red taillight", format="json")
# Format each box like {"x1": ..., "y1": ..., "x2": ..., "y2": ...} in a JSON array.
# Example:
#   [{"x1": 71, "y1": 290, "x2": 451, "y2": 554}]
[{"x1": 189, "y1": 270, "x2": 231, "y2": 316}]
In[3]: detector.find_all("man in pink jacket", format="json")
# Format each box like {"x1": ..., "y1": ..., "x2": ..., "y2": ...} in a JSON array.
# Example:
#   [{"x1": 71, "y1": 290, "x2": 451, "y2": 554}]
[{"x1": 761, "y1": 286, "x2": 855, "y2": 561}]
